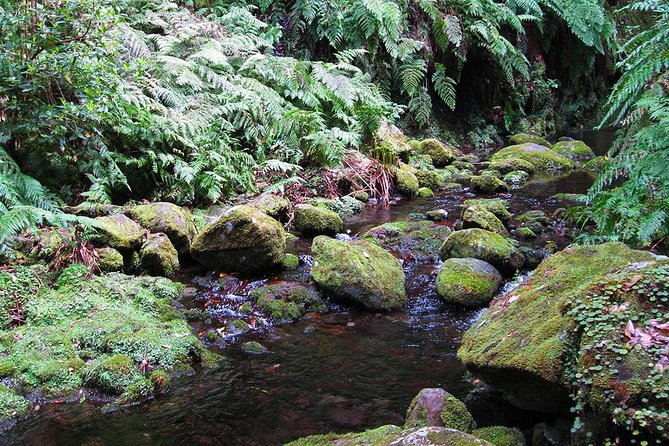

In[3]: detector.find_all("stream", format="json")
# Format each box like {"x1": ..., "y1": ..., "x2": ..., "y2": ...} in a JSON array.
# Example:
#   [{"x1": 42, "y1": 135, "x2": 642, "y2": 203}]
[{"x1": 0, "y1": 134, "x2": 611, "y2": 446}]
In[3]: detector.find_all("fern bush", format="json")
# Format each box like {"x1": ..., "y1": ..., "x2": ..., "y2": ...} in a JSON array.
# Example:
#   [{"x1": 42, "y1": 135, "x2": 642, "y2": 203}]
[{"x1": 585, "y1": 0, "x2": 669, "y2": 248}]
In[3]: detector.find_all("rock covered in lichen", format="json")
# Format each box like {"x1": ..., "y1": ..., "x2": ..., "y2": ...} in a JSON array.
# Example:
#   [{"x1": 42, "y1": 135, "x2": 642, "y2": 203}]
[
  {"x1": 98, "y1": 247, "x2": 124, "y2": 272},
  {"x1": 92, "y1": 214, "x2": 146, "y2": 251},
  {"x1": 470, "y1": 175, "x2": 509, "y2": 194},
  {"x1": 190, "y1": 205, "x2": 286, "y2": 274},
  {"x1": 249, "y1": 193, "x2": 292, "y2": 222},
  {"x1": 127, "y1": 202, "x2": 196, "y2": 254},
  {"x1": 491, "y1": 143, "x2": 574, "y2": 173},
  {"x1": 508, "y1": 133, "x2": 551, "y2": 147},
  {"x1": 311, "y1": 236, "x2": 406, "y2": 310},
  {"x1": 440, "y1": 229, "x2": 524, "y2": 276},
  {"x1": 394, "y1": 163, "x2": 420, "y2": 197},
  {"x1": 462, "y1": 206, "x2": 509, "y2": 235},
  {"x1": 294, "y1": 203, "x2": 343, "y2": 236},
  {"x1": 250, "y1": 282, "x2": 326, "y2": 322},
  {"x1": 457, "y1": 243, "x2": 656, "y2": 413},
  {"x1": 436, "y1": 258, "x2": 502, "y2": 306},
  {"x1": 551, "y1": 140, "x2": 595, "y2": 162},
  {"x1": 139, "y1": 233, "x2": 180, "y2": 277},
  {"x1": 363, "y1": 221, "x2": 451, "y2": 263}
]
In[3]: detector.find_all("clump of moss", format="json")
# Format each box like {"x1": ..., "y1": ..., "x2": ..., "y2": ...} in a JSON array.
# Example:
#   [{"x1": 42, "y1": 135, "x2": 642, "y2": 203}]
[
  {"x1": 472, "y1": 426, "x2": 526, "y2": 446},
  {"x1": 418, "y1": 187, "x2": 434, "y2": 198},
  {"x1": 436, "y1": 258, "x2": 503, "y2": 306},
  {"x1": 250, "y1": 282, "x2": 326, "y2": 322},
  {"x1": 394, "y1": 163, "x2": 420, "y2": 197},
  {"x1": 363, "y1": 220, "x2": 451, "y2": 263},
  {"x1": 441, "y1": 393, "x2": 477, "y2": 432},
  {"x1": 491, "y1": 143, "x2": 574, "y2": 172},
  {"x1": 0, "y1": 385, "x2": 30, "y2": 419},
  {"x1": 241, "y1": 341, "x2": 268, "y2": 355},
  {"x1": 415, "y1": 169, "x2": 444, "y2": 190},
  {"x1": 294, "y1": 204, "x2": 343, "y2": 236},
  {"x1": 282, "y1": 253, "x2": 300, "y2": 270}
]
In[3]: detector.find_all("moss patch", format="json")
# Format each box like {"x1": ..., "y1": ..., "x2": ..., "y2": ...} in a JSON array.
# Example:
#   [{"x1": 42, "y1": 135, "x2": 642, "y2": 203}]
[
  {"x1": 436, "y1": 258, "x2": 503, "y2": 306},
  {"x1": 363, "y1": 221, "x2": 451, "y2": 263},
  {"x1": 440, "y1": 229, "x2": 523, "y2": 276},
  {"x1": 294, "y1": 204, "x2": 343, "y2": 236},
  {"x1": 127, "y1": 202, "x2": 196, "y2": 254},
  {"x1": 491, "y1": 143, "x2": 574, "y2": 172},
  {"x1": 471, "y1": 426, "x2": 526, "y2": 446}
]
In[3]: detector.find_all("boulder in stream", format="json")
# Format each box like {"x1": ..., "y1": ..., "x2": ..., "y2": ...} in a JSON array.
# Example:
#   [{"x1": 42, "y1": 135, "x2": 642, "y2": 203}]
[
  {"x1": 363, "y1": 221, "x2": 451, "y2": 263},
  {"x1": 405, "y1": 388, "x2": 476, "y2": 433},
  {"x1": 294, "y1": 203, "x2": 343, "y2": 236},
  {"x1": 419, "y1": 139, "x2": 458, "y2": 167},
  {"x1": 439, "y1": 229, "x2": 524, "y2": 276},
  {"x1": 436, "y1": 258, "x2": 502, "y2": 306},
  {"x1": 551, "y1": 140, "x2": 595, "y2": 162},
  {"x1": 491, "y1": 143, "x2": 574, "y2": 173},
  {"x1": 462, "y1": 206, "x2": 509, "y2": 235},
  {"x1": 126, "y1": 202, "x2": 196, "y2": 254}
]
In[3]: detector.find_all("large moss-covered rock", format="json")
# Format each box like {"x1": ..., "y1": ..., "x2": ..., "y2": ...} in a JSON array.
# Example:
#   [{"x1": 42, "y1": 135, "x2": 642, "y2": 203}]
[
  {"x1": 249, "y1": 193, "x2": 291, "y2": 222},
  {"x1": 140, "y1": 233, "x2": 180, "y2": 277},
  {"x1": 190, "y1": 205, "x2": 286, "y2": 274},
  {"x1": 462, "y1": 199, "x2": 511, "y2": 222},
  {"x1": 93, "y1": 214, "x2": 145, "y2": 250},
  {"x1": 415, "y1": 169, "x2": 444, "y2": 190},
  {"x1": 420, "y1": 139, "x2": 457, "y2": 167},
  {"x1": 491, "y1": 143, "x2": 574, "y2": 172},
  {"x1": 395, "y1": 163, "x2": 420, "y2": 197},
  {"x1": 440, "y1": 229, "x2": 524, "y2": 276},
  {"x1": 470, "y1": 175, "x2": 509, "y2": 194},
  {"x1": 250, "y1": 282, "x2": 326, "y2": 322},
  {"x1": 378, "y1": 121, "x2": 413, "y2": 161},
  {"x1": 311, "y1": 236, "x2": 406, "y2": 310},
  {"x1": 462, "y1": 207, "x2": 508, "y2": 235},
  {"x1": 487, "y1": 158, "x2": 536, "y2": 175},
  {"x1": 436, "y1": 258, "x2": 502, "y2": 306},
  {"x1": 127, "y1": 202, "x2": 196, "y2": 254},
  {"x1": 551, "y1": 140, "x2": 595, "y2": 162},
  {"x1": 363, "y1": 221, "x2": 451, "y2": 263},
  {"x1": 405, "y1": 388, "x2": 477, "y2": 432},
  {"x1": 583, "y1": 155, "x2": 607, "y2": 172},
  {"x1": 309, "y1": 196, "x2": 364, "y2": 218},
  {"x1": 294, "y1": 203, "x2": 343, "y2": 236},
  {"x1": 458, "y1": 243, "x2": 656, "y2": 413},
  {"x1": 502, "y1": 170, "x2": 529, "y2": 188},
  {"x1": 509, "y1": 133, "x2": 550, "y2": 147},
  {"x1": 471, "y1": 427, "x2": 526, "y2": 446},
  {"x1": 418, "y1": 187, "x2": 434, "y2": 198}
]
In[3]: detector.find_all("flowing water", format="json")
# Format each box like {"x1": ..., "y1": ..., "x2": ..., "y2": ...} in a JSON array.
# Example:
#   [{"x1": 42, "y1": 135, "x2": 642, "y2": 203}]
[{"x1": 0, "y1": 168, "x2": 597, "y2": 446}]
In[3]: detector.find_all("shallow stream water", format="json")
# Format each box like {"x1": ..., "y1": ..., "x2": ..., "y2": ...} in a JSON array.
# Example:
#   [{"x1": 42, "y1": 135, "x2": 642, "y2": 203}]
[{"x1": 0, "y1": 165, "x2": 597, "y2": 446}]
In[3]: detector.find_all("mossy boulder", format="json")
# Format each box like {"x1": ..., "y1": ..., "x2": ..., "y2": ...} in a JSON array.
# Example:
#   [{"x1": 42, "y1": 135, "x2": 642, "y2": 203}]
[
  {"x1": 190, "y1": 205, "x2": 286, "y2": 274},
  {"x1": 415, "y1": 169, "x2": 444, "y2": 190},
  {"x1": 241, "y1": 341, "x2": 268, "y2": 355},
  {"x1": 457, "y1": 243, "x2": 656, "y2": 413},
  {"x1": 471, "y1": 427, "x2": 526, "y2": 446},
  {"x1": 426, "y1": 210, "x2": 448, "y2": 222},
  {"x1": 282, "y1": 253, "x2": 300, "y2": 270},
  {"x1": 140, "y1": 233, "x2": 180, "y2": 277},
  {"x1": 87, "y1": 354, "x2": 151, "y2": 401},
  {"x1": 249, "y1": 193, "x2": 291, "y2": 222},
  {"x1": 436, "y1": 258, "x2": 503, "y2": 306},
  {"x1": 583, "y1": 155, "x2": 607, "y2": 172},
  {"x1": 509, "y1": 133, "x2": 551, "y2": 147},
  {"x1": 294, "y1": 204, "x2": 343, "y2": 236},
  {"x1": 63, "y1": 203, "x2": 122, "y2": 217},
  {"x1": 98, "y1": 247, "x2": 124, "y2": 272},
  {"x1": 93, "y1": 214, "x2": 146, "y2": 251},
  {"x1": 444, "y1": 182, "x2": 463, "y2": 191},
  {"x1": 487, "y1": 158, "x2": 536, "y2": 175},
  {"x1": 514, "y1": 227, "x2": 536, "y2": 240},
  {"x1": 462, "y1": 206, "x2": 509, "y2": 235},
  {"x1": 439, "y1": 229, "x2": 524, "y2": 276},
  {"x1": 470, "y1": 175, "x2": 509, "y2": 194},
  {"x1": 463, "y1": 199, "x2": 511, "y2": 222},
  {"x1": 250, "y1": 282, "x2": 326, "y2": 322},
  {"x1": 551, "y1": 140, "x2": 595, "y2": 162},
  {"x1": 452, "y1": 160, "x2": 476, "y2": 171},
  {"x1": 405, "y1": 388, "x2": 477, "y2": 432},
  {"x1": 394, "y1": 163, "x2": 420, "y2": 197},
  {"x1": 420, "y1": 139, "x2": 457, "y2": 167},
  {"x1": 309, "y1": 196, "x2": 365, "y2": 218},
  {"x1": 311, "y1": 236, "x2": 406, "y2": 310},
  {"x1": 127, "y1": 202, "x2": 196, "y2": 255},
  {"x1": 378, "y1": 121, "x2": 413, "y2": 161},
  {"x1": 418, "y1": 187, "x2": 434, "y2": 198},
  {"x1": 491, "y1": 143, "x2": 574, "y2": 173},
  {"x1": 362, "y1": 221, "x2": 451, "y2": 263},
  {"x1": 502, "y1": 171, "x2": 529, "y2": 188}
]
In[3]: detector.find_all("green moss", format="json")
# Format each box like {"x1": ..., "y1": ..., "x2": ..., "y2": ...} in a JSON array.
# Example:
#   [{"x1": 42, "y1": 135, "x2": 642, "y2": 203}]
[
  {"x1": 440, "y1": 229, "x2": 524, "y2": 276},
  {"x1": 487, "y1": 158, "x2": 536, "y2": 175},
  {"x1": 418, "y1": 187, "x2": 434, "y2": 198},
  {"x1": 583, "y1": 155, "x2": 608, "y2": 172},
  {"x1": 420, "y1": 139, "x2": 457, "y2": 167},
  {"x1": 250, "y1": 282, "x2": 326, "y2": 322},
  {"x1": 311, "y1": 236, "x2": 406, "y2": 310},
  {"x1": 140, "y1": 233, "x2": 179, "y2": 277},
  {"x1": 127, "y1": 202, "x2": 196, "y2": 254},
  {"x1": 470, "y1": 175, "x2": 509, "y2": 194},
  {"x1": 241, "y1": 341, "x2": 268, "y2": 355},
  {"x1": 452, "y1": 160, "x2": 476, "y2": 171},
  {"x1": 282, "y1": 253, "x2": 300, "y2": 270},
  {"x1": 91, "y1": 214, "x2": 146, "y2": 251},
  {"x1": 514, "y1": 227, "x2": 536, "y2": 240},
  {"x1": 309, "y1": 196, "x2": 365, "y2": 218},
  {"x1": 191, "y1": 205, "x2": 286, "y2": 274},
  {"x1": 441, "y1": 393, "x2": 477, "y2": 432},
  {"x1": 98, "y1": 247, "x2": 124, "y2": 272},
  {"x1": 458, "y1": 243, "x2": 655, "y2": 397},
  {"x1": 415, "y1": 169, "x2": 444, "y2": 190},
  {"x1": 436, "y1": 258, "x2": 503, "y2": 306},
  {"x1": 551, "y1": 140, "x2": 595, "y2": 162},
  {"x1": 462, "y1": 206, "x2": 508, "y2": 235},
  {"x1": 502, "y1": 170, "x2": 529, "y2": 187},
  {"x1": 444, "y1": 182, "x2": 463, "y2": 191},
  {"x1": 472, "y1": 426, "x2": 526, "y2": 446},
  {"x1": 491, "y1": 143, "x2": 574, "y2": 172},
  {"x1": 394, "y1": 163, "x2": 420, "y2": 197},
  {"x1": 249, "y1": 194, "x2": 291, "y2": 222},
  {"x1": 294, "y1": 203, "x2": 343, "y2": 236},
  {"x1": 0, "y1": 265, "x2": 43, "y2": 329},
  {"x1": 0, "y1": 385, "x2": 30, "y2": 419},
  {"x1": 509, "y1": 133, "x2": 551, "y2": 147},
  {"x1": 285, "y1": 425, "x2": 403, "y2": 446},
  {"x1": 362, "y1": 220, "x2": 451, "y2": 262}
]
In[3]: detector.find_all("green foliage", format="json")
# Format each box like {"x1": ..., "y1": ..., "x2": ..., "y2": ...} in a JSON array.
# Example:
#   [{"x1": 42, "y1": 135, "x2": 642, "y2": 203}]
[{"x1": 586, "y1": 0, "x2": 669, "y2": 247}]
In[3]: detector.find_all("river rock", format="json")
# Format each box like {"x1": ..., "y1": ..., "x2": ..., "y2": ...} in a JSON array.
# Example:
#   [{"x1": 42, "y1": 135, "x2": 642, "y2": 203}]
[
  {"x1": 551, "y1": 140, "x2": 595, "y2": 162},
  {"x1": 458, "y1": 243, "x2": 657, "y2": 414},
  {"x1": 417, "y1": 187, "x2": 434, "y2": 198},
  {"x1": 463, "y1": 199, "x2": 511, "y2": 222},
  {"x1": 509, "y1": 133, "x2": 551, "y2": 147},
  {"x1": 462, "y1": 206, "x2": 509, "y2": 235},
  {"x1": 190, "y1": 205, "x2": 286, "y2": 274},
  {"x1": 92, "y1": 214, "x2": 145, "y2": 251},
  {"x1": 503, "y1": 170, "x2": 529, "y2": 187},
  {"x1": 415, "y1": 169, "x2": 444, "y2": 190},
  {"x1": 249, "y1": 193, "x2": 291, "y2": 222},
  {"x1": 139, "y1": 233, "x2": 179, "y2": 277},
  {"x1": 470, "y1": 174, "x2": 509, "y2": 194},
  {"x1": 491, "y1": 143, "x2": 574, "y2": 172},
  {"x1": 394, "y1": 163, "x2": 420, "y2": 197},
  {"x1": 294, "y1": 204, "x2": 343, "y2": 236},
  {"x1": 311, "y1": 236, "x2": 406, "y2": 310},
  {"x1": 419, "y1": 139, "x2": 457, "y2": 167},
  {"x1": 250, "y1": 282, "x2": 326, "y2": 322},
  {"x1": 487, "y1": 158, "x2": 536, "y2": 175},
  {"x1": 309, "y1": 196, "x2": 365, "y2": 218},
  {"x1": 127, "y1": 202, "x2": 196, "y2": 254},
  {"x1": 472, "y1": 426, "x2": 526, "y2": 446},
  {"x1": 405, "y1": 388, "x2": 476, "y2": 432},
  {"x1": 436, "y1": 258, "x2": 502, "y2": 306},
  {"x1": 583, "y1": 155, "x2": 607, "y2": 172},
  {"x1": 439, "y1": 229, "x2": 524, "y2": 276},
  {"x1": 97, "y1": 247, "x2": 124, "y2": 272},
  {"x1": 363, "y1": 221, "x2": 451, "y2": 263}
]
